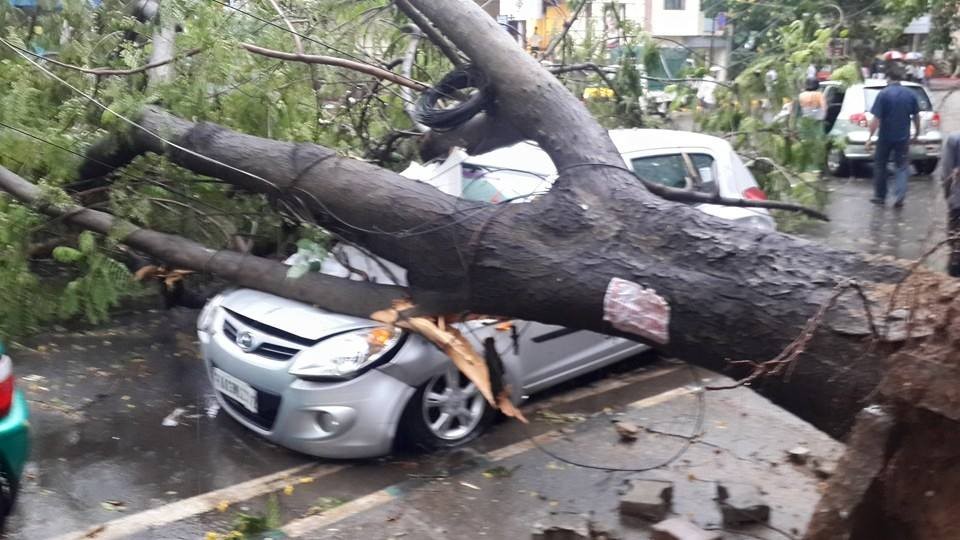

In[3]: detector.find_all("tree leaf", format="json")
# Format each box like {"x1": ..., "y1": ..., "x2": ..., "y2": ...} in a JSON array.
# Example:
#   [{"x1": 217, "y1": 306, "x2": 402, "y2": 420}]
[{"x1": 52, "y1": 246, "x2": 83, "y2": 263}]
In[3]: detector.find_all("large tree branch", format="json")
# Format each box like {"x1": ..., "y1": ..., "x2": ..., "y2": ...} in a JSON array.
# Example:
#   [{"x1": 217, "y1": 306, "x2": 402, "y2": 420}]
[
  {"x1": 0, "y1": 166, "x2": 407, "y2": 318},
  {"x1": 240, "y1": 42, "x2": 428, "y2": 91},
  {"x1": 394, "y1": 0, "x2": 465, "y2": 68}
]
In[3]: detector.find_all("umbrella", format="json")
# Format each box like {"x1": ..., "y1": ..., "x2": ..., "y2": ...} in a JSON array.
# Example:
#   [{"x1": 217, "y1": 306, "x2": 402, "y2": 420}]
[
  {"x1": 905, "y1": 51, "x2": 924, "y2": 61},
  {"x1": 883, "y1": 50, "x2": 905, "y2": 61}
]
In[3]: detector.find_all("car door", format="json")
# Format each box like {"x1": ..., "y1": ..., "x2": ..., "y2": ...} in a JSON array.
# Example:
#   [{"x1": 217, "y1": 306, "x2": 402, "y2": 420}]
[{"x1": 514, "y1": 321, "x2": 638, "y2": 393}]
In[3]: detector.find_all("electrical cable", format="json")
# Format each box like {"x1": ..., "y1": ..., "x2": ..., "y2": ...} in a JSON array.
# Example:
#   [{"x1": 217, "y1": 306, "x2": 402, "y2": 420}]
[
  {"x1": 524, "y1": 364, "x2": 706, "y2": 473},
  {"x1": 413, "y1": 64, "x2": 492, "y2": 131}
]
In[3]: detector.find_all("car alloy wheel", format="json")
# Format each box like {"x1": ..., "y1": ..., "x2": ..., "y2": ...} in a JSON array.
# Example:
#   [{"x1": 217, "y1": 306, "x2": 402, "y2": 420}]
[{"x1": 421, "y1": 366, "x2": 486, "y2": 441}]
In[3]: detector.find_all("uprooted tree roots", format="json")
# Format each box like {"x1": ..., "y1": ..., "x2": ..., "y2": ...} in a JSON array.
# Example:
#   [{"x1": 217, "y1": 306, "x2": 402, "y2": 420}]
[{"x1": 805, "y1": 273, "x2": 960, "y2": 539}]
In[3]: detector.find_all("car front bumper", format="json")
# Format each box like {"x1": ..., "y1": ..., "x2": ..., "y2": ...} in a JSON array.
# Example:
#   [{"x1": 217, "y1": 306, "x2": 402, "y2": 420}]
[{"x1": 199, "y1": 328, "x2": 415, "y2": 459}]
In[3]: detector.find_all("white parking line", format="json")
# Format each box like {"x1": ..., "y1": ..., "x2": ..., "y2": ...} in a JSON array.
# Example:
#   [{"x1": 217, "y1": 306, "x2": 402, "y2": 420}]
[
  {"x1": 281, "y1": 489, "x2": 395, "y2": 537},
  {"x1": 51, "y1": 463, "x2": 345, "y2": 540},
  {"x1": 533, "y1": 364, "x2": 681, "y2": 408},
  {"x1": 280, "y1": 385, "x2": 696, "y2": 537},
  {"x1": 628, "y1": 385, "x2": 699, "y2": 410}
]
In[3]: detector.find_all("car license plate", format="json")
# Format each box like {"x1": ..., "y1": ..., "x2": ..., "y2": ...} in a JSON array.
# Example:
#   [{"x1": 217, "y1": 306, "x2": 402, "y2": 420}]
[{"x1": 212, "y1": 367, "x2": 258, "y2": 414}]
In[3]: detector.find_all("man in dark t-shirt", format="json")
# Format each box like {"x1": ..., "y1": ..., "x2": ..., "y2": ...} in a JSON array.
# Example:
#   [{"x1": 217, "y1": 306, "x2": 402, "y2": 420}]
[{"x1": 864, "y1": 68, "x2": 920, "y2": 207}]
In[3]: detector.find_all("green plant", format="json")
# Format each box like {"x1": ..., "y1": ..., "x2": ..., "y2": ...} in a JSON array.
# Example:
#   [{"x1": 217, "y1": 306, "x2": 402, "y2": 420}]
[{"x1": 52, "y1": 231, "x2": 136, "y2": 324}]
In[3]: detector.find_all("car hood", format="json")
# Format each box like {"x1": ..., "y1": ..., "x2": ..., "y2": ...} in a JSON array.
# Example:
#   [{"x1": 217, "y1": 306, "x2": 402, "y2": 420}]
[{"x1": 220, "y1": 288, "x2": 374, "y2": 341}]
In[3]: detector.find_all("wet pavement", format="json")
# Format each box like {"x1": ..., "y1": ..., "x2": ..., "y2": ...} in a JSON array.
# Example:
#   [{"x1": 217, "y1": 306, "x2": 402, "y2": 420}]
[{"x1": 792, "y1": 173, "x2": 948, "y2": 269}]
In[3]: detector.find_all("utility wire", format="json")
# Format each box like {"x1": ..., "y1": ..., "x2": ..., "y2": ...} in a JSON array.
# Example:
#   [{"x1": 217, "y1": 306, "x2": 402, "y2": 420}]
[{"x1": 525, "y1": 364, "x2": 706, "y2": 473}]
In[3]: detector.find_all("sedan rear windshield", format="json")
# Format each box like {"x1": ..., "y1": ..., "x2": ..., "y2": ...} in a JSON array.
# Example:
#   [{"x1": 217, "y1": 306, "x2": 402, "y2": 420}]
[{"x1": 864, "y1": 86, "x2": 933, "y2": 112}]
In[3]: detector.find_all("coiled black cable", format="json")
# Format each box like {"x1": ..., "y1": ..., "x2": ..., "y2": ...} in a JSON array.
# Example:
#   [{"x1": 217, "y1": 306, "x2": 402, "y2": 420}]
[{"x1": 414, "y1": 64, "x2": 493, "y2": 131}]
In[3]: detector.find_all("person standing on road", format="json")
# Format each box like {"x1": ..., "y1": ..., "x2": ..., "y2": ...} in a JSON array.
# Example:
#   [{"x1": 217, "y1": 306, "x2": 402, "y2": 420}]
[
  {"x1": 939, "y1": 132, "x2": 960, "y2": 276},
  {"x1": 798, "y1": 78, "x2": 826, "y2": 120},
  {"x1": 864, "y1": 68, "x2": 920, "y2": 207}
]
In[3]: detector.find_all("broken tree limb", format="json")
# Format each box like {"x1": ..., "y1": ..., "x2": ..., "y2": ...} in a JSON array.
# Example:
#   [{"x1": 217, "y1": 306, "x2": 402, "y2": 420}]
[
  {"x1": 240, "y1": 42, "x2": 429, "y2": 92},
  {"x1": 636, "y1": 173, "x2": 829, "y2": 220},
  {"x1": 394, "y1": 0, "x2": 465, "y2": 68},
  {"x1": 0, "y1": 165, "x2": 407, "y2": 319},
  {"x1": 371, "y1": 300, "x2": 527, "y2": 422}
]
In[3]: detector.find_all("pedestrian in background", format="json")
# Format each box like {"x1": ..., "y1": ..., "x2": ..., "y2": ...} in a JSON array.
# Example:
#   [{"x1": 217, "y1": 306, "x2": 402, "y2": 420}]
[
  {"x1": 798, "y1": 78, "x2": 826, "y2": 120},
  {"x1": 864, "y1": 67, "x2": 920, "y2": 207},
  {"x1": 939, "y1": 132, "x2": 960, "y2": 276}
]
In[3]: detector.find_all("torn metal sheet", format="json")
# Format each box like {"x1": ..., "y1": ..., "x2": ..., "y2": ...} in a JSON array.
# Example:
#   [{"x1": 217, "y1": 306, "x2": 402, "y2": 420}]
[{"x1": 603, "y1": 277, "x2": 670, "y2": 344}]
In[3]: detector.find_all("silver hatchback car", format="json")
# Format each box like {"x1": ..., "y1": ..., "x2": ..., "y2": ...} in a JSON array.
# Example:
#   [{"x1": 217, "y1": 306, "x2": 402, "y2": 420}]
[{"x1": 198, "y1": 130, "x2": 775, "y2": 458}]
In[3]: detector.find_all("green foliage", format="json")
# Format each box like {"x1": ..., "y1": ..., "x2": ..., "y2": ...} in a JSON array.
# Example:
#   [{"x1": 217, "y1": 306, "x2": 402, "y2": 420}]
[
  {"x1": 56, "y1": 232, "x2": 136, "y2": 325},
  {"x1": 0, "y1": 0, "x2": 426, "y2": 337},
  {"x1": 697, "y1": 15, "x2": 840, "y2": 218},
  {"x1": 286, "y1": 236, "x2": 329, "y2": 279}
]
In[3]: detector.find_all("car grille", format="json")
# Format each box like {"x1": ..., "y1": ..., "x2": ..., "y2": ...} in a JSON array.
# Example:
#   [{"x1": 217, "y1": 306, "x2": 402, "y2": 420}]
[
  {"x1": 222, "y1": 316, "x2": 305, "y2": 361},
  {"x1": 218, "y1": 384, "x2": 282, "y2": 431}
]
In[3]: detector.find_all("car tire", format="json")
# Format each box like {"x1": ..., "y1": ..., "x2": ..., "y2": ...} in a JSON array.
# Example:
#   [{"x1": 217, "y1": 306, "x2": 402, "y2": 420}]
[
  {"x1": 0, "y1": 468, "x2": 17, "y2": 533},
  {"x1": 398, "y1": 365, "x2": 497, "y2": 452},
  {"x1": 826, "y1": 146, "x2": 850, "y2": 177},
  {"x1": 916, "y1": 159, "x2": 938, "y2": 176}
]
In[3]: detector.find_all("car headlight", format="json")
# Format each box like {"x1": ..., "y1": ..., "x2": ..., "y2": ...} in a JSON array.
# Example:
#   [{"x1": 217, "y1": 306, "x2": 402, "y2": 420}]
[
  {"x1": 289, "y1": 327, "x2": 403, "y2": 380},
  {"x1": 736, "y1": 215, "x2": 776, "y2": 232},
  {"x1": 197, "y1": 293, "x2": 225, "y2": 333}
]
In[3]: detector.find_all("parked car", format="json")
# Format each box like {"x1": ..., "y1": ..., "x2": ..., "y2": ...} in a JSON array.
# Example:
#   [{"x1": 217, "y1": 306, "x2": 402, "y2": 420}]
[
  {"x1": 197, "y1": 129, "x2": 776, "y2": 459},
  {"x1": 0, "y1": 344, "x2": 29, "y2": 529},
  {"x1": 822, "y1": 79, "x2": 941, "y2": 176}
]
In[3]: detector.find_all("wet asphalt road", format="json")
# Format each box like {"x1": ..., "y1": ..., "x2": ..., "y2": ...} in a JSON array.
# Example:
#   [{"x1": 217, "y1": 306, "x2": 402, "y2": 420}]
[{"x1": 7, "y1": 90, "x2": 959, "y2": 539}]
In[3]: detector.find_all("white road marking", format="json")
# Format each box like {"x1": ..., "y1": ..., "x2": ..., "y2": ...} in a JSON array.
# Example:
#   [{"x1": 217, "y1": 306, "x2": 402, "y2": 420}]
[
  {"x1": 51, "y1": 463, "x2": 345, "y2": 540},
  {"x1": 628, "y1": 385, "x2": 699, "y2": 410},
  {"x1": 533, "y1": 364, "x2": 681, "y2": 408},
  {"x1": 280, "y1": 384, "x2": 696, "y2": 537},
  {"x1": 281, "y1": 489, "x2": 395, "y2": 537}
]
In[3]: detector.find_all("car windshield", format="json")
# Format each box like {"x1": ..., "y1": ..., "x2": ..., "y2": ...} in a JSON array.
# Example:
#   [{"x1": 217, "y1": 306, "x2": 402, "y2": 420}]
[
  {"x1": 864, "y1": 86, "x2": 933, "y2": 112},
  {"x1": 460, "y1": 164, "x2": 553, "y2": 203}
]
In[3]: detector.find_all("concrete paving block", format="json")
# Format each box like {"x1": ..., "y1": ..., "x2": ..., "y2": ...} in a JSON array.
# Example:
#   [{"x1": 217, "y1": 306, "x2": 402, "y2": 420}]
[
  {"x1": 716, "y1": 483, "x2": 770, "y2": 526},
  {"x1": 531, "y1": 513, "x2": 590, "y2": 540},
  {"x1": 651, "y1": 517, "x2": 722, "y2": 540},
  {"x1": 787, "y1": 445, "x2": 811, "y2": 464},
  {"x1": 614, "y1": 421, "x2": 640, "y2": 442},
  {"x1": 619, "y1": 480, "x2": 673, "y2": 521}
]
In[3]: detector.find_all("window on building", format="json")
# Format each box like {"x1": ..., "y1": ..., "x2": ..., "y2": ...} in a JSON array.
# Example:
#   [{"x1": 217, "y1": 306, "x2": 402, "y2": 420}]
[{"x1": 664, "y1": 0, "x2": 685, "y2": 9}]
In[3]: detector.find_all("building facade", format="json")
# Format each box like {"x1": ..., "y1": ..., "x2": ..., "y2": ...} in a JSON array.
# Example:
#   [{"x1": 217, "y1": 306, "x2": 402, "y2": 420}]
[{"x1": 479, "y1": 1, "x2": 730, "y2": 79}]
